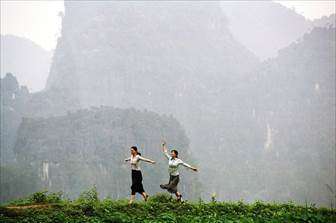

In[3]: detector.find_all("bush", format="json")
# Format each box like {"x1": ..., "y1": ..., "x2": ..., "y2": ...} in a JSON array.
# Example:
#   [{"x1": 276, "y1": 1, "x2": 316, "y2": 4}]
[
  {"x1": 30, "y1": 191, "x2": 48, "y2": 203},
  {"x1": 28, "y1": 191, "x2": 63, "y2": 204},
  {"x1": 1, "y1": 190, "x2": 335, "y2": 223},
  {"x1": 77, "y1": 186, "x2": 99, "y2": 203},
  {"x1": 148, "y1": 193, "x2": 173, "y2": 203},
  {"x1": 74, "y1": 186, "x2": 99, "y2": 216}
]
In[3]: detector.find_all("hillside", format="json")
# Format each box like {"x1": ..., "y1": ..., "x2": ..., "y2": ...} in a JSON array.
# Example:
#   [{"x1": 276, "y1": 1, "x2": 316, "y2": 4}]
[
  {"x1": 46, "y1": 1, "x2": 259, "y2": 107},
  {"x1": 19, "y1": 1, "x2": 335, "y2": 206},
  {"x1": 198, "y1": 26, "x2": 335, "y2": 205},
  {"x1": 0, "y1": 191, "x2": 335, "y2": 223},
  {"x1": 1, "y1": 1, "x2": 334, "y2": 208},
  {"x1": 42, "y1": 0, "x2": 260, "y2": 201},
  {"x1": 250, "y1": 26, "x2": 336, "y2": 205},
  {"x1": 220, "y1": 1, "x2": 312, "y2": 59},
  {"x1": 0, "y1": 35, "x2": 52, "y2": 92},
  {"x1": 0, "y1": 73, "x2": 80, "y2": 166},
  {"x1": 312, "y1": 14, "x2": 335, "y2": 28},
  {"x1": 1, "y1": 106, "x2": 199, "y2": 203},
  {"x1": 0, "y1": 73, "x2": 31, "y2": 164}
]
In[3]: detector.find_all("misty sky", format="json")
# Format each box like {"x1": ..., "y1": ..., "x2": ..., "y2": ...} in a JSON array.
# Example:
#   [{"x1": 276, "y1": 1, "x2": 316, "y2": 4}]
[{"x1": 0, "y1": 0, "x2": 335, "y2": 51}]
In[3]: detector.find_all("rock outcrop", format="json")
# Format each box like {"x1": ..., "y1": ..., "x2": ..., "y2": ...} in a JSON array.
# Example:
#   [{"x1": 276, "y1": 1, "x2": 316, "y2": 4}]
[{"x1": 14, "y1": 107, "x2": 198, "y2": 199}]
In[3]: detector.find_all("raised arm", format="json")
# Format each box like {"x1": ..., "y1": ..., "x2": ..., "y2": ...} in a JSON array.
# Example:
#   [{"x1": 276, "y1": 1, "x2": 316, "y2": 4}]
[
  {"x1": 162, "y1": 141, "x2": 170, "y2": 159},
  {"x1": 181, "y1": 160, "x2": 198, "y2": 172},
  {"x1": 138, "y1": 155, "x2": 156, "y2": 164}
]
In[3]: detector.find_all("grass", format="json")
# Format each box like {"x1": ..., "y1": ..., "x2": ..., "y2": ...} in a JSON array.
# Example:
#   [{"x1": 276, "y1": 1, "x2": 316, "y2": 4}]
[{"x1": 0, "y1": 189, "x2": 335, "y2": 223}]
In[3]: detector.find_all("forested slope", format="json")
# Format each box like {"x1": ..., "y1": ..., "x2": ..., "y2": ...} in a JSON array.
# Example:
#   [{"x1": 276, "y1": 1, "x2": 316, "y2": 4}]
[{"x1": 1, "y1": 107, "x2": 199, "y2": 202}]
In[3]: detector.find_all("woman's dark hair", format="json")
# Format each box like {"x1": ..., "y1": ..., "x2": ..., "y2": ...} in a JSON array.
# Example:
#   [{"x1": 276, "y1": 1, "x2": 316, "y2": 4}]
[
  {"x1": 131, "y1": 146, "x2": 141, "y2": 156},
  {"x1": 171, "y1": 149, "x2": 178, "y2": 157}
]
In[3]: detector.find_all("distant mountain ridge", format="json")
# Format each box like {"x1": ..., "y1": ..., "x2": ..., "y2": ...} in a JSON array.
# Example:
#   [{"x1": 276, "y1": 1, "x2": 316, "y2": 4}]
[
  {"x1": 0, "y1": 34, "x2": 52, "y2": 92},
  {"x1": 0, "y1": 1, "x2": 334, "y2": 206},
  {"x1": 250, "y1": 27, "x2": 335, "y2": 205},
  {"x1": 44, "y1": 1, "x2": 335, "y2": 205},
  {"x1": 221, "y1": 2, "x2": 335, "y2": 60},
  {"x1": 312, "y1": 13, "x2": 335, "y2": 28}
]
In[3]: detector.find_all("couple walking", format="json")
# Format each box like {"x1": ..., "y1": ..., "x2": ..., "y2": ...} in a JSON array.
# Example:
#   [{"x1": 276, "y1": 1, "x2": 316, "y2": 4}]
[{"x1": 124, "y1": 141, "x2": 198, "y2": 204}]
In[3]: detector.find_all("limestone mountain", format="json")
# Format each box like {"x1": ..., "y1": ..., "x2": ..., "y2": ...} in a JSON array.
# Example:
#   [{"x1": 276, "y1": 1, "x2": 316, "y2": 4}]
[
  {"x1": 312, "y1": 13, "x2": 335, "y2": 28},
  {"x1": 0, "y1": 35, "x2": 52, "y2": 92},
  {"x1": 0, "y1": 73, "x2": 31, "y2": 164},
  {"x1": 46, "y1": 1, "x2": 259, "y2": 107},
  {"x1": 11, "y1": 107, "x2": 198, "y2": 200},
  {"x1": 0, "y1": 73, "x2": 80, "y2": 165},
  {"x1": 41, "y1": 1, "x2": 335, "y2": 205},
  {"x1": 220, "y1": 1, "x2": 313, "y2": 60},
  {"x1": 1, "y1": 1, "x2": 334, "y2": 206},
  {"x1": 251, "y1": 27, "x2": 335, "y2": 205}
]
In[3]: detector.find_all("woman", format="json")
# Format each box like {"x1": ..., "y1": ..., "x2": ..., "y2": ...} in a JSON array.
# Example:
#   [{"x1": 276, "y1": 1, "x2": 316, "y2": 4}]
[
  {"x1": 125, "y1": 146, "x2": 156, "y2": 204},
  {"x1": 160, "y1": 141, "x2": 197, "y2": 201}
]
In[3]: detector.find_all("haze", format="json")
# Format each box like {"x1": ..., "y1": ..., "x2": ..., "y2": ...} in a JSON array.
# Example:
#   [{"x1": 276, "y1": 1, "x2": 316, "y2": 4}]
[{"x1": 0, "y1": 1, "x2": 335, "y2": 209}]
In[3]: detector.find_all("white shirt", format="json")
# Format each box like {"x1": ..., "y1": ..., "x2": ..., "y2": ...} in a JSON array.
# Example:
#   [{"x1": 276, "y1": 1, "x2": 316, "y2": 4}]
[
  {"x1": 164, "y1": 151, "x2": 192, "y2": 176},
  {"x1": 125, "y1": 155, "x2": 152, "y2": 171}
]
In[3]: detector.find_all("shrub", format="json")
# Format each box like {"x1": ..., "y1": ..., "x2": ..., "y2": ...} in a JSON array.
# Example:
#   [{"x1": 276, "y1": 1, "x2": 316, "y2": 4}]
[
  {"x1": 77, "y1": 186, "x2": 99, "y2": 203},
  {"x1": 1, "y1": 190, "x2": 335, "y2": 223},
  {"x1": 30, "y1": 191, "x2": 48, "y2": 203},
  {"x1": 148, "y1": 193, "x2": 172, "y2": 203}
]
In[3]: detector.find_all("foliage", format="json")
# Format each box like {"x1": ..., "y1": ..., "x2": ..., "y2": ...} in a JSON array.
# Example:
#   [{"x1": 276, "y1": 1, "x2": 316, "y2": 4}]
[
  {"x1": 4, "y1": 191, "x2": 63, "y2": 206},
  {"x1": 0, "y1": 190, "x2": 335, "y2": 223},
  {"x1": 77, "y1": 186, "x2": 99, "y2": 203},
  {"x1": 147, "y1": 193, "x2": 173, "y2": 203},
  {"x1": 29, "y1": 191, "x2": 63, "y2": 204},
  {"x1": 0, "y1": 164, "x2": 41, "y2": 203}
]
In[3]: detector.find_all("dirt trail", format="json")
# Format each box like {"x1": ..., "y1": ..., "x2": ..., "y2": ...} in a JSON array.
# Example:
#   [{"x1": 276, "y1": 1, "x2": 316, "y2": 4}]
[{"x1": 6, "y1": 204, "x2": 52, "y2": 209}]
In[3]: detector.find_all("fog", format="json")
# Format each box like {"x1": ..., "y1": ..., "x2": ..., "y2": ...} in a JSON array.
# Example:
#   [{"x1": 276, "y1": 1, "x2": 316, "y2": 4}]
[{"x1": 1, "y1": 1, "x2": 335, "y2": 207}]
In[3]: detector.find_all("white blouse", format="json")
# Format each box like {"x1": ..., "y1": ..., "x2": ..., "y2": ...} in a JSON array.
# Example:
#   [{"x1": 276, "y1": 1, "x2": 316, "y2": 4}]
[
  {"x1": 164, "y1": 151, "x2": 192, "y2": 176},
  {"x1": 125, "y1": 155, "x2": 152, "y2": 171}
]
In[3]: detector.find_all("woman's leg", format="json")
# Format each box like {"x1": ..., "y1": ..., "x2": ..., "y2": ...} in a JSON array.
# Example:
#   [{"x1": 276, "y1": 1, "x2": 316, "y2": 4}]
[
  {"x1": 141, "y1": 192, "x2": 149, "y2": 201},
  {"x1": 129, "y1": 194, "x2": 135, "y2": 204},
  {"x1": 175, "y1": 191, "x2": 182, "y2": 201}
]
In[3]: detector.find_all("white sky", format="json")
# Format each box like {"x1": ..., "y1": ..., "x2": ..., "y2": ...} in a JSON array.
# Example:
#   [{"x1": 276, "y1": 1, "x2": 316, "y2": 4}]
[
  {"x1": 0, "y1": 0, "x2": 335, "y2": 51},
  {"x1": 1, "y1": 0, "x2": 64, "y2": 51},
  {"x1": 275, "y1": 1, "x2": 335, "y2": 20}
]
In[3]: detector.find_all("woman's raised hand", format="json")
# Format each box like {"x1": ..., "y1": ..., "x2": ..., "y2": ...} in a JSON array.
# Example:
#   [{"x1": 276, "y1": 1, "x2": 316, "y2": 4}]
[{"x1": 161, "y1": 140, "x2": 168, "y2": 153}]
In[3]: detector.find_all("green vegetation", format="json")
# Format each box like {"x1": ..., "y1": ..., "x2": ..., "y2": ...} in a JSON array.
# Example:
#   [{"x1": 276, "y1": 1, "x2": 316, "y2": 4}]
[{"x1": 1, "y1": 188, "x2": 335, "y2": 223}]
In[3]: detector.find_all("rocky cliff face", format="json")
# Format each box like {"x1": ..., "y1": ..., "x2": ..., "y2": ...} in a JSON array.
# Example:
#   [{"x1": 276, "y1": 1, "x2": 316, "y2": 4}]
[
  {"x1": 45, "y1": 0, "x2": 259, "y2": 197},
  {"x1": 40, "y1": 2, "x2": 335, "y2": 205},
  {"x1": 251, "y1": 27, "x2": 335, "y2": 205},
  {"x1": 0, "y1": 72, "x2": 80, "y2": 165},
  {"x1": 46, "y1": 1, "x2": 259, "y2": 108},
  {"x1": 14, "y1": 107, "x2": 198, "y2": 199},
  {"x1": 1, "y1": 73, "x2": 196, "y2": 202},
  {"x1": 0, "y1": 73, "x2": 31, "y2": 164},
  {"x1": 2, "y1": 2, "x2": 334, "y2": 206}
]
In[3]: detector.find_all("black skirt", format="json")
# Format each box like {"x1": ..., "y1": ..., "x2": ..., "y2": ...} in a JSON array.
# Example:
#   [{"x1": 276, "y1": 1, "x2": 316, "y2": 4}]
[
  {"x1": 160, "y1": 174, "x2": 180, "y2": 193},
  {"x1": 131, "y1": 170, "x2": 145, "y2": 195}
]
